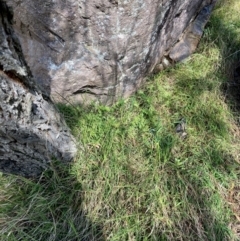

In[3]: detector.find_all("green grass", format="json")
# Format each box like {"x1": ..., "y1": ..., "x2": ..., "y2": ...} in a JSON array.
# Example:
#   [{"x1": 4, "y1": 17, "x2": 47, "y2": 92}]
[{"x1": 1, "y1": 0, "x2": 240, "y2": 240}]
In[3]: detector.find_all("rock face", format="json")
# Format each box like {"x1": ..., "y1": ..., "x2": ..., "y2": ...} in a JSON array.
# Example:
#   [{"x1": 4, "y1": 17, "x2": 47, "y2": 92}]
[
  {"x1": 6, "y1": 0, "x2": 217, "y2": 105},
  {"x1": 0, "y1": 1, "x2": 76, "y2": 178}
]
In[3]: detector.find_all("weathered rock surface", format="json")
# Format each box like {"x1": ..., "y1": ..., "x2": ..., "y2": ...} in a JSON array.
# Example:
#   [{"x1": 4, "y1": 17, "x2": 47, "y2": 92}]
[
  {"x1": 0, "y1": 1, "x2": 76, "y2": 177},
  {"x1": 6, "y1": 0, "x2": 217, "y2": 105}
]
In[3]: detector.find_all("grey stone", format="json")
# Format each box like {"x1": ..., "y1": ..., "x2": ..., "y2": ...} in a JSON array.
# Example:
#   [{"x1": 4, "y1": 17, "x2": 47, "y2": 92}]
[
  {"x1": 5, "y1": 0, "x2": 217, "y2": 105},
  {"x1": 0, "y1": 1, "x2": 77, "y2": 178},
  {"x1": 169, "y1": 4, "x2": 215, "y2": 62}
]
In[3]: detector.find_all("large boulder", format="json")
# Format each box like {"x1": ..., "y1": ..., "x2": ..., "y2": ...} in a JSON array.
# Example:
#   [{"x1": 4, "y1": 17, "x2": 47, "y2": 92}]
[
  {"x1": 6, "y1": 0, "x2": 217, "y2": 105},
  {"x1": 0, "y1": 1, "x2": 76, "y2": 178}
]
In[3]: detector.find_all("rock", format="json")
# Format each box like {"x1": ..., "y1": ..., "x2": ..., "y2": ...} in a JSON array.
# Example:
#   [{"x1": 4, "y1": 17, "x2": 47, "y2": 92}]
[
  {"x1": 175, "y1": 118, "x2": 187, "y2": 140},
  {"x1": 169, "y1": 4, "x2": 215, "y2": 62},
  {"x1": 5, "y1": 0, "x2": 217, "y2": 105},
  {"x1": 0, "y1": 1, "x2": 77, "y2": 178}
]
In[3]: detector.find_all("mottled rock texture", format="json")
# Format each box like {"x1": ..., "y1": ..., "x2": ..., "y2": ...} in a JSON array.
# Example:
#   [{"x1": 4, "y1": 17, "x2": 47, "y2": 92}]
[
  {"x1": 6, "y1": 0, "x2": 217, "y2": 104},
  {"x1": 0, "y1": 1, "x2": 76, "y2": 178}
]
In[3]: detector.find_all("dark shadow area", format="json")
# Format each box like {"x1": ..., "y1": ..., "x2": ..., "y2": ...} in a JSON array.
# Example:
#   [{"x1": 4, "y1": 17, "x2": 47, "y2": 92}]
[
  {"x1": 204, "y1": 3, "x2": 240, "y2": 117},
  {"x1": 57, "y1": 103, "x2": 82, "y2": 131},
  {"x1": 0, "y1": 163, "x2": 105, "y2": 241},
  {"x1": 223, "y1": 60, "x2": 240, "y2": 113}
]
